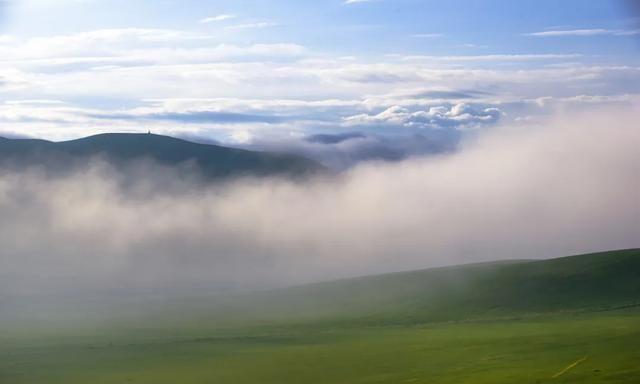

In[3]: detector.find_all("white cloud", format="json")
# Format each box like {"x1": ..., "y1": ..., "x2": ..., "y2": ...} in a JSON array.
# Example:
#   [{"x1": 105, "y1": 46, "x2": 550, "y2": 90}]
[
  {"x1": 344, "y1": 0, "x2": 378, "y2": 4},
  {"x1": 200, "y1": 14, "x2": 237, "y2": 23},
  {"x1": 344, "y1": 104, "x2": 503, "y2": 129},
  {"x1": 396, "y1": 54, "x2": 583, "y2": 62},
  {"x1": 412, "y1": 33, "x2": 444, "y2": 38},
  {"x1": 526, "y1": 28, "x2": 640, "y2": 37},
  {"x1": 0, "y1": 28, "x2": 638, "y2": 144},
  {"x1": 225, "y1": 22, "x2": 279, "y2": 31},
  {"x1": 1, "y1": 106, "x2": 638, "y2": 294},
  {"x1": 0, "y1": 29, "x2": 214, "y2": 62}
]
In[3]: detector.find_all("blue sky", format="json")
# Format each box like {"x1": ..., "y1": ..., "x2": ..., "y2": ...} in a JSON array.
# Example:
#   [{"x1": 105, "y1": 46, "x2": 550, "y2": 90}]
[
  {"x1": 6, "y1": 0, "x2": 637, "y2": 55},
  {"x1": 0, "y1": 0, "x2": 638, "y2": 166}
]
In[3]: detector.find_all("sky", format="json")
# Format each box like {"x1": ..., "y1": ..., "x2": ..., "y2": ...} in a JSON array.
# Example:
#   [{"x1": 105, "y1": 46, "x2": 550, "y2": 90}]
[
  {"x1": 0, "y1": 0, "x2": 639, "y2": 298},
  {"x1": 0, "y1": 0, "x2": 639, "y2": 167}
]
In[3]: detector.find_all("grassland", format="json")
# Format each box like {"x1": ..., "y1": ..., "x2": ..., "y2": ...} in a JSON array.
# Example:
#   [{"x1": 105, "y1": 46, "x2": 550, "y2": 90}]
[{"x1": 1, "y1": 249, "x2": 639, "y2": 383}]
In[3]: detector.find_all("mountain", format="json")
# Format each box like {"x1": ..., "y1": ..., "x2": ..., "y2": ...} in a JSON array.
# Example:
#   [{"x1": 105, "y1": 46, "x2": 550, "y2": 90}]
[{"x1": 0, "y1": 133, "x2": 325, "y2": 179}]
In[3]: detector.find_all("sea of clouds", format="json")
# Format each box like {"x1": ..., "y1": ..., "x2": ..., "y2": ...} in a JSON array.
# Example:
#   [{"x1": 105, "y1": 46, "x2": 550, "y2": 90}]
[{"x1": 1, "y1": 106, "x2": 638, "y2": 300}]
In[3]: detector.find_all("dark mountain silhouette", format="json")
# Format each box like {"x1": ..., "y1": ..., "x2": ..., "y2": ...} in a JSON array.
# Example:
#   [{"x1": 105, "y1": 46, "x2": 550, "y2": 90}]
[{"x1": 0, "y1": 133, "x2": 325, "y2": 179}]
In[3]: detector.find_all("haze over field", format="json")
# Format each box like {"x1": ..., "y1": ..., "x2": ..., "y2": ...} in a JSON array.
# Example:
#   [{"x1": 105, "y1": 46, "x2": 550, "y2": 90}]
[{"x1": 1, "y1": 107, "x2": 638, "y2": 296}]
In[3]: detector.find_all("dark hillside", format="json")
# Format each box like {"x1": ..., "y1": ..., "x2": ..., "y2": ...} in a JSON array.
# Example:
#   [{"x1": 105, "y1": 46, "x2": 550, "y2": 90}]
[{"x1": 0, "y1": 133, "x2": 325, "y2": 179}]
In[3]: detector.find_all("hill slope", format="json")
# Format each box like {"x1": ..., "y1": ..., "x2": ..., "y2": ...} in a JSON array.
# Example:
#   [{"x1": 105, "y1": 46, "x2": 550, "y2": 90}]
[
  {"x1": 3, "y1": 250, "x2": 640, "y2": 384},
  {"x1": 0, "y1": 133, "x2": 324, "y2": 179},
  {"x1": 183, "y1": 249, "x2": 640, "y2": 327},
  {"x1": 3, "y1": 249, "x2": 638, "y2": 330}
]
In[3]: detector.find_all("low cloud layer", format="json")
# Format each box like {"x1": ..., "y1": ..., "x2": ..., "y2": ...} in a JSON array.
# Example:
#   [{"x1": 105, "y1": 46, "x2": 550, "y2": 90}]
[
  {"x1": 240, "y1": 130, "x2": 461, "y2": 170},
  {"x1": 343, "y1": 104, "x2": 503, "y2": 129},
  {"x1": 0, "y1": 107, "x2": 638, "y2": 298}
]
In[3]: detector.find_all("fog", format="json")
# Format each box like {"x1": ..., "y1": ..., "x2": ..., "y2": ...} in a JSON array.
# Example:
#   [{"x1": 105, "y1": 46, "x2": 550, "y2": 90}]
[{"x1": 0, "y1": 107, "x2": 638, "y2": 300}]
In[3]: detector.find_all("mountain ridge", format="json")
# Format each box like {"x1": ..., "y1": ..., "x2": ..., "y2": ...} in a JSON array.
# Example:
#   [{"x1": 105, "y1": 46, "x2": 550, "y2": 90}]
[{"x1": 0, "y1": 132, "x2": 325, "y2": 179}]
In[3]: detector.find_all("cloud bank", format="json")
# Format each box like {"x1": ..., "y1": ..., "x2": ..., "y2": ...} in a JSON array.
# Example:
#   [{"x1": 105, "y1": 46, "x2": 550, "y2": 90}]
[
  {"x1": 0, "y1": 26, "x2": 637, "y2": 147},
  {"x1": 0, "y1": 107, "x2": 638, "y2": 299}
]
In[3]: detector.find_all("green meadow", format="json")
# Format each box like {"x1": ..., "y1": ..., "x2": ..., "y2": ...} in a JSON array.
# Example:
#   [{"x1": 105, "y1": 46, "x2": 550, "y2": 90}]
[{"x1": 2, "y1": 249, "x2": 639, "y2": 383}]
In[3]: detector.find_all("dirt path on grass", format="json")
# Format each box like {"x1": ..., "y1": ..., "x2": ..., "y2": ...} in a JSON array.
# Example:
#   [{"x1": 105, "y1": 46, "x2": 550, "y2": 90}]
[{"x1": 552, "y1": 356, "x2": 588, "y2": 378}]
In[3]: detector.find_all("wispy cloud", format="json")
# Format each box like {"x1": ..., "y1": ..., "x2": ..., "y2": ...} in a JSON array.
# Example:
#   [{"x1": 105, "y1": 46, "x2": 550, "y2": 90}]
[
  {"x1": 412, "y1": 33, "x2": 444, "y2": 38},
  {"x1": 200, "y1": 14, "x2": 237, "y2": 24},
  {"x1": 396, "y1": 53, "x2": 582, "y2": 62},
  {"x1": 526, "y1": 28, "x2": 640, "y2": 37},
  {"x1": 411, "y1": 33, "x2": 444, "y2": 39},
  {"x1": 225, "y1": 21, "x2": 279, "y2": 31},
  {"x1": 0, "y1": 24, "x2": 637, "y2": 146},
  {"x1": 344, "y1": 0, "x2": 378, "y2": 4}
]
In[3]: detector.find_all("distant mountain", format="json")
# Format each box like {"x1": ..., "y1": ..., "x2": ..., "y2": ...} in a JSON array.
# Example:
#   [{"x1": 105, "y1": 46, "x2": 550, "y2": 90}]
[{"x1": 0, "y1": 133, "x2": 325, "y2": 179}]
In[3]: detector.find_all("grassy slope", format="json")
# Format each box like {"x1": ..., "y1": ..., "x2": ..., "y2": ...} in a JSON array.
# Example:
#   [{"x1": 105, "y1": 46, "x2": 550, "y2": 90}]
[
  {"x1": 131, "y1": 249, "x2": 640, "y2": 328},
  {"x1": 2, "y1": 249, "x2": 640, "y2": 383}
]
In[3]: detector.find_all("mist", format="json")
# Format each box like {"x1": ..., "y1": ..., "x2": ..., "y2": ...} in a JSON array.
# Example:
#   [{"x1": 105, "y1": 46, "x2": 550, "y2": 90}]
[{"x1": 0, "y1": 107, "x2": 638, "y2": 302}]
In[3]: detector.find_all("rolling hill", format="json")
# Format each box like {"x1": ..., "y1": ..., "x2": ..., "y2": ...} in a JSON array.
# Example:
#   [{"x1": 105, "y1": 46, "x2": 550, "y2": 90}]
[
  {"x1": 4, "y1": 249, "x2": 638, "y2": 331},
  {"x1": 0, "y1": 133, "x2": 325, "y2": 179},
  {"x1": 3, "y1": 249, "x2": 640, "y2": 384},
  {"x1": 164, "y1": 248, "x2": 640, "y2": 327}
]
